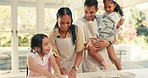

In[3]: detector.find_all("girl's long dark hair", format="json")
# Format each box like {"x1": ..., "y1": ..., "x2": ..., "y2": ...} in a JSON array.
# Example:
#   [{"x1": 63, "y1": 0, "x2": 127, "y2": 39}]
[
  {"x1": 54, "y1": 7, "x2": 76, "y2": 45},
  {"x1": 30, "y1": 34, "x2": 48, "y2": 55},
  {"x1": 103, "y1": 0, "x2": 124, "y2": 16},
  {"x1": 27, "y1": 34, "x2": 48, "y2": 76}
]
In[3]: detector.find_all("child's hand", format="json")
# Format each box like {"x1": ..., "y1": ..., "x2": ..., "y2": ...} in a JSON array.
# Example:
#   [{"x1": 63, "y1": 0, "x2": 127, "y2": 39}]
[
  {"x1": 60, "y1": 67, "x2": 69, "y2": 75},
  {"x1": 116, "y1": 19, "x2": 124, "y2": 29},
  {"x1": 47, "y1": 73, "x2": 55, "y2": 78},
  {"x1": 54, "y1": 73, "x2": 64, "y2": 78}
]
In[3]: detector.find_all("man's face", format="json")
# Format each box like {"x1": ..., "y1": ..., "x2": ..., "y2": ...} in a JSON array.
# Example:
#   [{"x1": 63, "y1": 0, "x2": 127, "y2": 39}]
[{"x1": 84, "y1": 5, "x2": 98, "y2": 21}]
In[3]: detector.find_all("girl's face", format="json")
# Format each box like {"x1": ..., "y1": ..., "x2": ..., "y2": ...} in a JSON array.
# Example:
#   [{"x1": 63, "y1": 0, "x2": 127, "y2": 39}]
[
  {"x1": 58, "y1": 15, "x2": 71, "y2": 32},
  {"x1": 104, "y1": 1, "x2": 116, "y2": 14},
  {"x1": 41, "y1": 37, "x2": 51, "y2": 55},
  {"x1": 84, "y1": 5, "x2": 98, "y2": 21}
]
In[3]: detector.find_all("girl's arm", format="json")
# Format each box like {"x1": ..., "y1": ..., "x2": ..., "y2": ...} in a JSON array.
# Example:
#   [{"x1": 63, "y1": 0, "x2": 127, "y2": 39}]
[
  {"x1": 54, "y1": 55, "x2": 69, "y2": 75},
  {"x1": 49, "y1": 55, "x2": 61, "y2": 74},
  {"x1": 49, "y1": 55, "x2": 63, "y2": 77},
  {"x1": 116, "y1": 19, "x2": 124, "y2": 29},
  {"x1": 28, "y1": 57, "x2": 54, "y2": 78}
]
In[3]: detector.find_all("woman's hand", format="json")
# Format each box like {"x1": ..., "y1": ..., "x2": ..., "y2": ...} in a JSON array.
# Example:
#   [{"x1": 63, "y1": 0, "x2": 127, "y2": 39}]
[
  {"x1": 68, "y1": 68, "x2": 76, "y2": 78},
  {"x1": 60, "y1": 67, "x2": 69, "y2": 75}
]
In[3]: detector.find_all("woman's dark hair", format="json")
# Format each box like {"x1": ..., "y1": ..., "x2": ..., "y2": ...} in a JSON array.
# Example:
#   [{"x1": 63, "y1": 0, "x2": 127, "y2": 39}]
[
  {"x1": 30, "y1": 34, "x2": 48, "y2": 55},
  {"x1": 84, "y1": 0, "x2": 98, "y2": 8},
  {"x1": 103, "y1": 0, "x2": 124, "y2": 16},
  {"x1": 54, "y1": 7, "x2": 76, "y2": 45}
]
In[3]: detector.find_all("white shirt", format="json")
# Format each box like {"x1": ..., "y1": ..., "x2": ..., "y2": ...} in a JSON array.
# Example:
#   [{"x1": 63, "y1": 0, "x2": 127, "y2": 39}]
[
  {"x1": 98, "y1": 12, "x2": 121, "y2": 40},
  {"x1": 75, "y1": 15, "x2": 100, "y2": 42}
]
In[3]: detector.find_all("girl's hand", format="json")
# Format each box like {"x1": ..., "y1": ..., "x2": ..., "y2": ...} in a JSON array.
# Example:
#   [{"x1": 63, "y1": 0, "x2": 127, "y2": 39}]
[
  {"x1": 60, "y1": 67, "x2": 69, "y2": 75},
  {"x1": 116, "y1": 19, "x2": 124, "y2": 29},
  {"x1": 68, "y1": 68, "x2": 76, "y2": 78},
  {"x1": 47, "y1": 73, "x2": 55, "y2": 78}
]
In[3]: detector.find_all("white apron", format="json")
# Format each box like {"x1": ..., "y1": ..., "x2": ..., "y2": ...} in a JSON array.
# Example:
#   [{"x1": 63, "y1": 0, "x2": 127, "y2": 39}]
[
  {"x1": 84, "y1": 21, "x2": 98, "y2": 41},
  {"x1": 55, "y1": 37, "x2": 81, "y2": 72},
  {"x1": 82, "y1": 19, "x2": 115, "y2": 72}
]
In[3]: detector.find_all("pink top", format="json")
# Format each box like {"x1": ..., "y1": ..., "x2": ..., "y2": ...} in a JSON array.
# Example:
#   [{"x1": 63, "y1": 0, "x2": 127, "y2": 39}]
[{"x1": 27, "y1": 50, "x2": 53, "y2": 76}]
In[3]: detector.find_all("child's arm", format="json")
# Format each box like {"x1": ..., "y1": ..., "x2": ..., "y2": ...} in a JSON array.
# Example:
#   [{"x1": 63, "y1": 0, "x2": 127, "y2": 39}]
[
  {"x1": 28, "y1": 57, "x2": 54, "y2": 78},
  {"x1": 116, "y1": 18, "x2": 124, "y2": 29},
  {"x1": 54, "y1": 55, "x2": 69, "y2": 75},
  {"x1": 49, "y1": 55, "x2": 63, "y2": 78}
]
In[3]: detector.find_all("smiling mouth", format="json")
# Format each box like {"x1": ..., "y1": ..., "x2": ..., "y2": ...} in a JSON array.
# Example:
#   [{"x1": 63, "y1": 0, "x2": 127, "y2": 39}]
[{"x1": 62, "y1": 28, "x2": 68, "y2": 30}]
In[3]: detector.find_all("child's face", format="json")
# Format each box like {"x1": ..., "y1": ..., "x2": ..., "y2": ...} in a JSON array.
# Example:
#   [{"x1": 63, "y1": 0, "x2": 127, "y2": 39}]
[
  {"x1": 42, "y1": 37, "x2": 51, "y2": 55},
  {"x1": 104, "y1": 1, "x2": 116, "y2": 14},
  {"x1": 58, "y1": 15, "x2": 71, "y2": 32},
  {"x1": 84, "y1": 5, "x2": 98, "y2": 21}
]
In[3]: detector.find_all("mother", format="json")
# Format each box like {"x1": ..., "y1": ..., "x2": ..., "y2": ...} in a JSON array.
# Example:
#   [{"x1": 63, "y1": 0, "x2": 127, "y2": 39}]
[{"x1": 49, "y1": 7, "x2": 85, "y2": 78}]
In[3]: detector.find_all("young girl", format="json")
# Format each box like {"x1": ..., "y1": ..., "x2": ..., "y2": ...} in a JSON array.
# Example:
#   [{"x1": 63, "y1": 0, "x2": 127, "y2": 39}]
[
  {"x1": 27, "y1": 34, "x2": 63, "y2": 78},
  {"x1": 86, "y1": 0, "x2": 124, "y2": 71}
]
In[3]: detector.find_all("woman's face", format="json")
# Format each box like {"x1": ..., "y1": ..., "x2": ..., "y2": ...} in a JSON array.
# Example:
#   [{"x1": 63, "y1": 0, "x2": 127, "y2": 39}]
[{"x1": 58, "y1": 15, "x2": 71, "y2": 32}]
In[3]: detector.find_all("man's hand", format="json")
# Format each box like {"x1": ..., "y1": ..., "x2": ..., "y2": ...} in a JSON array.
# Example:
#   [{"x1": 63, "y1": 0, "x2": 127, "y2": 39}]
[
  {"x1": 92, "y1": 39, "x2": 109, "y2": 52},
  {"x1": 86, "y1": 39, "x2": 97, "y2": 49}
]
